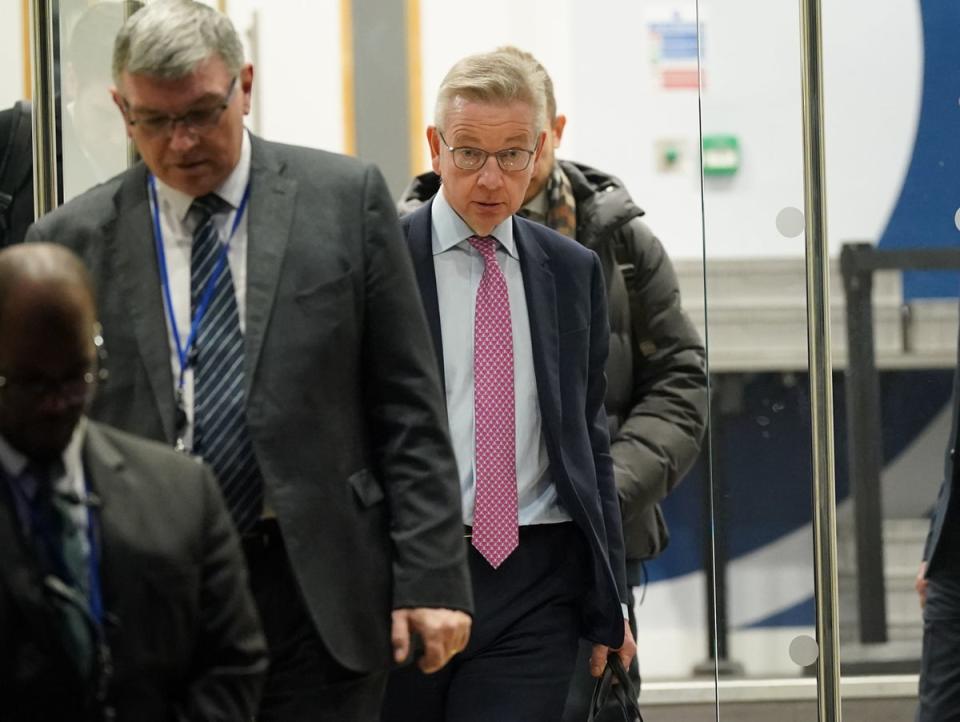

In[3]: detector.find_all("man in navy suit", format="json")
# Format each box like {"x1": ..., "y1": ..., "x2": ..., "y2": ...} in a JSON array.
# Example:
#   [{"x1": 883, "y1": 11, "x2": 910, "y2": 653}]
[
  {"x1": 381, "y1": 49, "x2": 635, "y2": 722},
  {"x1": 916, "y1": 319, "x2": 960, "y2": 720}
]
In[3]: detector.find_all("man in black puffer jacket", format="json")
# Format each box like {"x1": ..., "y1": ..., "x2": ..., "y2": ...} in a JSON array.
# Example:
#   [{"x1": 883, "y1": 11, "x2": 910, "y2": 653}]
[{"x1": 397, "y1": 47, "x2": 708, "y2": 720}]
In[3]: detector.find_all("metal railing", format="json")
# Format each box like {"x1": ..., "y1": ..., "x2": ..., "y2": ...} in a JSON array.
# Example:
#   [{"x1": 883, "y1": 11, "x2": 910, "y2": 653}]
[{"x1": 840, "y1": 243, "x2": 960, "y2": 644}]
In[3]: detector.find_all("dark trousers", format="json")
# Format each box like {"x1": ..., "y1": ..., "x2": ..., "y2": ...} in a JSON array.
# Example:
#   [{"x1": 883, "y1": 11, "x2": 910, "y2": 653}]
[
  {"x1": 381, "y1": 522, "x2": 589, "y2": 722},
  {"x1": 243, "y1": 520, "x2": 388, "y2": 722},
  {"x1": 918, "y1": 569, "x2": 960, "y2": 722},
  {"x1": 561, "y1": 587, "x2": 639, "y2": 721}
]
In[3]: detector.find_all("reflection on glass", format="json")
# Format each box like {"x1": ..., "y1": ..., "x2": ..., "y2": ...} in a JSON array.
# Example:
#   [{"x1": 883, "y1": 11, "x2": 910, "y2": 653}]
[{"x1": 59, "y1": 1, "x2": 139, "y2": 201}]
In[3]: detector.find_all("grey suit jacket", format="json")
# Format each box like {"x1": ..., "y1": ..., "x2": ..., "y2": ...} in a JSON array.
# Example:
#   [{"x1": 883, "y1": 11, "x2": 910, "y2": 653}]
[
  {"x1": 27, "y1": 135, "x2": 472, "y2": 671},
  {"x1": 0, "y1": 421, "x2": 267, "y2": 721}
]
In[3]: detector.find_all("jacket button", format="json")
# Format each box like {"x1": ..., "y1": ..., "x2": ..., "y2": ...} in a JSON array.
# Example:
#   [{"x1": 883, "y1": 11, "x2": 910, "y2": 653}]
[{"x1": 951, "y1": 448, "x2": 957, "y2": 461}]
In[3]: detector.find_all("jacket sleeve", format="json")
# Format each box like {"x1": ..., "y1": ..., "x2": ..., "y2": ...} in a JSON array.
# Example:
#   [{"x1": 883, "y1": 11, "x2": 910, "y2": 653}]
[
  {"x1": 610, "y1": 218, "x2": 708, "y2": 514},
  {"x1": 180, "y1": 464, "x2": 267, "y2": 722},
  {"x1": 587, "y1": 252, "x2": 628, "y2": 604},
  {"x1": 922, "y1": 479, "x2": 942, "y2": 563},
  {"x1": 359, "y1": 164, "x2": 473, "y2": 614}
]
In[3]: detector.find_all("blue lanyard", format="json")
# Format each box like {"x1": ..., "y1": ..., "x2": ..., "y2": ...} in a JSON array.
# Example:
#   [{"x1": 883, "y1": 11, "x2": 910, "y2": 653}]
[
  {"x1": 9, "y1": 475, "x2": 104, "y2": 628},
  {"x1": 149, "y1": 175, "x2": 251, "y2": 390}
]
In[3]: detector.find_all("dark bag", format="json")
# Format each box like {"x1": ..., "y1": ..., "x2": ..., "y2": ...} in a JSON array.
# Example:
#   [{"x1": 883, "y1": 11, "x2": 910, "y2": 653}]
[
  {"x1": 0, "y1": 100, "x2": 34, "y2": 247},
  {"x1": 587, "y1": 654, "x2": 644, "y2": 722}
]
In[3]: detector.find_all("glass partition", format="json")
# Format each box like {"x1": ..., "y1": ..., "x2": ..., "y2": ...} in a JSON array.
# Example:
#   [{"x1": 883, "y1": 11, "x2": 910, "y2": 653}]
[
  {"x1": 57, "y1": 1, "x2": 135, "y2": 201},
  {"x1": 696, "y1": 0, "x2": 820, "y2": 687},
  {"x1": 30, "y1": 0, "x2": 944, "y2": 719}
]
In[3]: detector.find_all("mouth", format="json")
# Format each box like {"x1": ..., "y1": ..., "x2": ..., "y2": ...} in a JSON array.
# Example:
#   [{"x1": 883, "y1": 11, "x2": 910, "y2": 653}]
[
  {"x1": 174, "y1": 159, "x2": 208, "y2": 172},
  {"x1": 472, "y1": 200, "x2": 504, "y2": 210}
]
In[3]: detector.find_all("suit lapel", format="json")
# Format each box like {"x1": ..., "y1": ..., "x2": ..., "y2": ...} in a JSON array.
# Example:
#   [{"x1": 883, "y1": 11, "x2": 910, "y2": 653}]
[
  {"x1": 406, "y1": 202, "x2": 446, "y2": 390},
  {"x1": 112, "y1": 165, "x2": 178, "y2": 442},
  {"x1": 81, "y1": 423, "x2": 129, "y2": 633},
  {"x1": 515, "y1": 219, "x2": 562, "y2": 439},
  {"x1": 244, "y1": 136, "x2": 297, "y2": 396}
]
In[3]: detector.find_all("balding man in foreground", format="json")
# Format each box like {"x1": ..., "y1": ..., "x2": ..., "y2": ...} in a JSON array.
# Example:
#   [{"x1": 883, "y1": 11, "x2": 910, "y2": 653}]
[{"x1": 0, "y1": 243, "x2": 266, "y2": 721}]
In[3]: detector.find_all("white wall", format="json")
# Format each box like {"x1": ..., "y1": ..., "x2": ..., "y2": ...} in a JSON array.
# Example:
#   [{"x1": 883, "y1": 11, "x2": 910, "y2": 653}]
[
  {"x1": 414, "y1": 0, "x2": 922, "y2": 261},
  {"x1": 229, "y1": 0, "x2": 345, "y2": 153},
  {"x1": 11, "y1": 0, "x2": 923, "y2": 261},
  {"x1": 219, "y1": 0, "x2": 924, "y2": 261},
  {"x1": 0, "y1": 0, "x2": 26, "y2": 108}
]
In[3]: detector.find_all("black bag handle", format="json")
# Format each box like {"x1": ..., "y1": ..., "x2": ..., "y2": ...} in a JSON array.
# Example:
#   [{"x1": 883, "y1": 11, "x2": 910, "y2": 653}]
[{"x1": 587, "y1": 654, "x2": 644, "y2": 722}]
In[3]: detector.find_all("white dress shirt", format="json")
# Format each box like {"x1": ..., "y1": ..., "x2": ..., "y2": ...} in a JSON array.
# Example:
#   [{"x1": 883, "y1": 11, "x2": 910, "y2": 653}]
[
  {"x1": 431, "y1": 189, "x2": 570, "y2": 527},
  {"x1": 149, "y1": 131, "x2": 252, "y2": 448}
]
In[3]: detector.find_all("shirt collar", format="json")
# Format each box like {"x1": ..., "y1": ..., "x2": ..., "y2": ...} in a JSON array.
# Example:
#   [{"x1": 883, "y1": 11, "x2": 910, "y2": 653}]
[
  {"x1": 431, "y1": 186, "x2": 517, "y2": 259},
  {"x1": 523, "y1": 185, "x2": 549, "y2": 219},
  {"x1": 0, "y1": 418, "x2": 87, "y2": 497},
  {"x1": 153, "y1": 129, "x2": 252, "y2": 224}
]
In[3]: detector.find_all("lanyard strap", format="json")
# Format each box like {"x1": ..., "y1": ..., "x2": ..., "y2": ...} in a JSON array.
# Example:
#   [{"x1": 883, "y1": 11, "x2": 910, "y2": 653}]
[{"x1": 149, "y1": 175, "x2": 251, "y2": 389}]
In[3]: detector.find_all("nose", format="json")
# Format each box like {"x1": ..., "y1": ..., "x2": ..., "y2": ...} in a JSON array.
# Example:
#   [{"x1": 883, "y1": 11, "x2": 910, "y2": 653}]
[
  {"x1": 167, "y1": 120, "x2": 199, "y2": 152},
  {"x1": 475, "y1": 154, "x2": 504, "y2": 189}
]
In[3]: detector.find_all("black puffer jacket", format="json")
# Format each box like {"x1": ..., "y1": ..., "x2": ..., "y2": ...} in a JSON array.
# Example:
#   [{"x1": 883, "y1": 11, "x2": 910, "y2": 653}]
[{"x1": 397, "y1": 162, "x2": 707, "y2": 566}]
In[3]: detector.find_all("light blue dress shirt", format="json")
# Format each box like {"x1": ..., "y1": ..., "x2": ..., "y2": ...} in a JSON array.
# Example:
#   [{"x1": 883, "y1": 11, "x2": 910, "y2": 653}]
[{"x1": 431, "y1": 190, "x2": 570, "y2": 527}]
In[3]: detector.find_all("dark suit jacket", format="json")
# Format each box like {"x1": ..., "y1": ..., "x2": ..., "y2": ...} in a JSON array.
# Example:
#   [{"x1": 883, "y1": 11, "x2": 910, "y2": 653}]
[
  {"x1": 402, "y1": 201, "x2": 627, "y2": 647},
  {"x1": 26, "y1": 135, "x2": 472, "y2": 672},
  {"x1": 924, "y1": 315, "x2": 960, "y2": 578},
  {"x1": 0, "y1": 421, "x2": 266, "y2": 721}
]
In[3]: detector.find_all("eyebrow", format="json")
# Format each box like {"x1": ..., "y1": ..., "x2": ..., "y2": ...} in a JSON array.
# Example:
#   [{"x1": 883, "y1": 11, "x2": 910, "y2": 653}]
[
  {"x1": 127, "y1": 92, "x2": 225, "y2": 115},
  {"x1": 455, "y1": 134, "x2": 532, "y2": 148}
]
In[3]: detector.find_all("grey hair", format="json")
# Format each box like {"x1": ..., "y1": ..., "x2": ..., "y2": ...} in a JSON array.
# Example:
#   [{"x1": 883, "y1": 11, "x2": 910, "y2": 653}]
[
  {"x1": 434, "y1": 49, "x2": 546, "y2": 135},
  {"x1": 495, "y1": 46, "x2": 556, "y2": 123},
  {"x1": 112, "y1": 0, "x2": 244, "y2": 83}
]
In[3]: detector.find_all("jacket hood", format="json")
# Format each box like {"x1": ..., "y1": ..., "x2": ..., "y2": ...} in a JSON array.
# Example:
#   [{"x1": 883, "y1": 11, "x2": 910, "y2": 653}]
[
  {"x1": 397, "y1": 171, "x2": 442, "y2": 217},
  {"x1": 559, "y1": 160, "x2": 645, "y2": 250}
]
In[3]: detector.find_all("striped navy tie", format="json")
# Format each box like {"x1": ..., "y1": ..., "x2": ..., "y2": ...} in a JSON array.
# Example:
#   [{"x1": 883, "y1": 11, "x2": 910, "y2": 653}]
[{"x1": 190, "y1": 193, "x2": 263, "y2": 531}]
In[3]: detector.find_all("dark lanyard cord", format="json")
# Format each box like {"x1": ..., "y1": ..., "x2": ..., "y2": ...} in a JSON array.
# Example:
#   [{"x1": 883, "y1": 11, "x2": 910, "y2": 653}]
[{"x1": 8, "y1": 475, "x2": 104, "y2": 628}]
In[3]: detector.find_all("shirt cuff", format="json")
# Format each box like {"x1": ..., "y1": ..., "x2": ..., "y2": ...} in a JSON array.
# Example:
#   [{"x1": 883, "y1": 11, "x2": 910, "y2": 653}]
[{"x1": 622, "y1": 602, "x2": 629, "y2": 619}]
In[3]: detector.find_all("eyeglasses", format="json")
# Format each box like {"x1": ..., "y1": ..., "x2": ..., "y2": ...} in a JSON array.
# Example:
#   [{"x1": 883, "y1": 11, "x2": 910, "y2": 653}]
[
  {"x1": 437, "y1": 130, "x2": 538, "y2": 172},
  {"x1": 0, "y1": 331, "x2": 109, "y2": 406},
  {"x1": 124, "y1": 77, "x2": 238, "y2": 138}
]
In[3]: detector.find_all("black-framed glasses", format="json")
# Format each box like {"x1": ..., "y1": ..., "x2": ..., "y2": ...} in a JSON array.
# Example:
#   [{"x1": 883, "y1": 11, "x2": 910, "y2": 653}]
[
  {"x1": 0, "y1": 330, "x2": 109, "y2": 406},
  {"x1": 124, "y1": 76, "x2": 238, "y2": 138},
  {"x1": 437, "y1": 129, "x2": 538, "y2": 172}
]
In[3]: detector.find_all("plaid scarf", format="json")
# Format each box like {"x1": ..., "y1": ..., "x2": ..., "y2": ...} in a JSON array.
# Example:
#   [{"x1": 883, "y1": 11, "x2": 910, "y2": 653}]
[{"x1": 519, "y1": 163, "x2": 577, "y2": 239}]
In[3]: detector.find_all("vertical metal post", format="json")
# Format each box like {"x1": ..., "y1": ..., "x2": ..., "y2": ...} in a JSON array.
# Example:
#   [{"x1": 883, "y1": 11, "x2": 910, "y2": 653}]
[
  {"x1": 29, "y1": 0, "x2": 59, "y2": 216},
  {"x1": 841, "y1": 244, "x2": 888, "y2": 644},
  {"x1": 799, "y1": 0, "x2": 842, "y2": 719}
]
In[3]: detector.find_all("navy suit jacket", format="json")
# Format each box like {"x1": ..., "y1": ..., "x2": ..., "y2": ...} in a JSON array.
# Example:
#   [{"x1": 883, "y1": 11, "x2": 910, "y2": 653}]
[
  {"x1": 402, "y1": 201, "x2": 627, "y2": 646},
  {"x1": 924, "y1": 312, "x2": 960, "y2": 578}
]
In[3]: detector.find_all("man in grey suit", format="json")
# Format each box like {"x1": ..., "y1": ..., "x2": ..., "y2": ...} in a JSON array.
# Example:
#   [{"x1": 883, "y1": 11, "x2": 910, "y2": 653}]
[
  {"x1": 0, "y1": 243, "x2": 266, "y2": 721},
  {"x1": 27, "y1": 2, "x2": 472, "y2": 720}
]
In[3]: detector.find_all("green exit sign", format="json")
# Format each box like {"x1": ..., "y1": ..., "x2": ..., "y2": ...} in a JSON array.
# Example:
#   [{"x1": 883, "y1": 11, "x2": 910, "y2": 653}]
[{"x1": 702, "y1": 135, "x2": 740, "y2": 176}]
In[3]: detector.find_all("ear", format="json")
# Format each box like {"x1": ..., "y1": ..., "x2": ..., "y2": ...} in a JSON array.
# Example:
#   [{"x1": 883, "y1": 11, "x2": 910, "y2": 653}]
[
  {"x1": 552, "y1": 114, "x2": 567, "y2": 146},
  {"x1": 110, "y1": 87, "x2": 134, "y2": 140},
  {"x1": 240, "y1": 63, "x2": 254, "y2": 114},
  {"x1": 427, "y1": 126, "x2": 442, "y2": 175},
  {"x1": 532, "y1": 129, "x2": 547, "y2": 165}
]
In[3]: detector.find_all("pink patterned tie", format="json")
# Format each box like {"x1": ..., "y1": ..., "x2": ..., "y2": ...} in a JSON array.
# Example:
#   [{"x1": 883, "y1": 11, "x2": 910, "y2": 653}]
[{"x1": 469, "y1": 235, "x2": 518, "y2": 569}]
